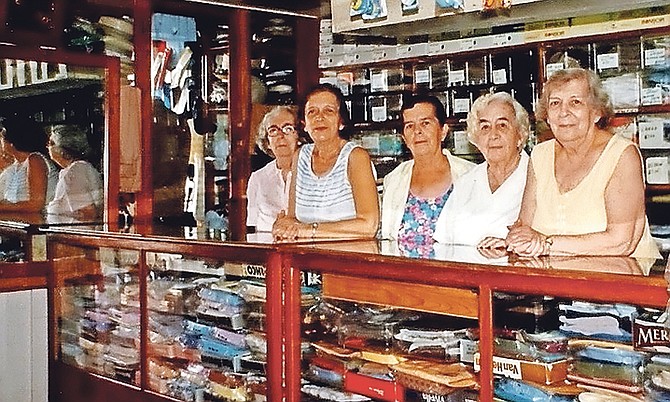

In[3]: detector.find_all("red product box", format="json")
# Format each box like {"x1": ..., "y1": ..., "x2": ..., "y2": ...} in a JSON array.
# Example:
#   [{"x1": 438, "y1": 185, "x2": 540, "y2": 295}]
[{"x1": 344, "y1": 371, "x2": 405, "y2": 402}]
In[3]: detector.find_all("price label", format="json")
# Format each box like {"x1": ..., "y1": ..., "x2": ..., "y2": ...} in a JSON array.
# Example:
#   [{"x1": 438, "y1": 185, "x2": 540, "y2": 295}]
[
  {"x1": 644, "y1": 48, "x2": 666, "y2": 67},
  {"x1": 546, "y1": 63, "x2": 563, "y2": 78},
  {"x1": 492, "y1": 69, "x2": 508, "y2": 85},
  {"x1": 645, "y1": 157, "x2": 670, "y2": 184},
  {"x1": 414, "y1": 69, "x2": 431, "y2": 84},
  {"x1": 449, "y1": 70, "x2": 465, "y2": 85},
  {"x1": 453, "y1": 97, "x2": 470, "y2": 114},
  {"x1": 371, "y1": 70, "x2": 388, "y2": 92},
  {"x1": 597, "y1": 53, "x2": 619, "y2": 70},
  {"x1": 639, "y1": 120, "x2": 669, "y2": 148},
  {"x1": 641, "y1": 87, "x2": 663, "y2": 106}
]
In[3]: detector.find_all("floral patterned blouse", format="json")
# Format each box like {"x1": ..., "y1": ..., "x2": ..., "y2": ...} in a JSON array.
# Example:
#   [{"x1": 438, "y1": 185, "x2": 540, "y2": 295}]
[{"x1": 397, "y1": 185, "x2": 453, "y2": 258}]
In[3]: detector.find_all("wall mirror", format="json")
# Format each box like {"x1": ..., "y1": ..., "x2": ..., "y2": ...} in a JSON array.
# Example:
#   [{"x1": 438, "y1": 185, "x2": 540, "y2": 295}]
[{"x1": 0, "y1": 46, "x2": 120, "y2": 224}]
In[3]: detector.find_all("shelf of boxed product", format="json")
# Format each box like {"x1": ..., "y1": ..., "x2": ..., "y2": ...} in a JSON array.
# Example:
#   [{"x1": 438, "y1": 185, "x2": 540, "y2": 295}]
[
  {"x1": 281, "y1": 240, "x2": 669, "y2": 402},
  {"x1": 322, "y1": 27, "x2": 670, "y2": 188},
  {"x1": 46, "y1": 224, "x2": 288, "y2": 402}
]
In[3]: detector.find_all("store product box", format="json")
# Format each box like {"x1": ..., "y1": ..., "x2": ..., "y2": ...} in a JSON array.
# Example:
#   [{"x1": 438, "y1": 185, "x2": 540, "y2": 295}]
[
  {"x1": 447, "y1": 59, "x2": 466, "y2": 86},
  {"x1": 641, "y1": 71, "x2": 670, "y2": 106},
  {"x1": 490, "y1": 53, "x2": 511, "y2": 85},
  {"x1": 344, "y1": 371, "x2": 406, "y2": 402},
  {"x1": 450, "y1": 89, "x2": 472, "y2": 118},
  {"x1": 642, "y1": 35, "x2": 670, "y2": 70},
  {"x1": 633, "y1": 312, "x2": 670, "y2": 352},
  {"x1": 466, "y1": 55, "x2": 488, "y2": 85},
  {"x1": 638, "y1": 115, "x2": 670, "y2": 148},
  {"x1": 370, "y1": 67, "x2": 404, "y2": 92},
  {"x1": 544, "y1": 44, "x2": 593, "y2": 78},
  {"x1": 405, "y1": 388, "x2": 479, "y2": 402},
  {"x1": 594, "y1": 40, "x2": 641, "y2": 76},
  {"x1": 369, "y1": 94, "x2": 402, "y2": 122},
  {"x1": 601, "y1": 73, "x2": 640, "y2": 110},
  {"x1": 646, "y1": 156, "x2": 670, "y2": 184},
  {"x1": 473, "y1": 353, "x2": 568, "y2": 385}
]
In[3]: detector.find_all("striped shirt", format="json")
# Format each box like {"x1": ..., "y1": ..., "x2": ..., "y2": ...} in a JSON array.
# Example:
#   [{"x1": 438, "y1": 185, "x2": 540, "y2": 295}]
[{"x1": 295, "y1": 142, "x2": 358, "y2": 223}]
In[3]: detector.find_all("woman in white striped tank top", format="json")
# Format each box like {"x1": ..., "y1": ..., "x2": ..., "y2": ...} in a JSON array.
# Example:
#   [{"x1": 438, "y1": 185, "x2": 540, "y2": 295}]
[
  {"x1": 0, "y1": 115, "x2": 59, "y2": 214},
  {"x1": 272, "y1": 84, "x2": 379, "y2": 240}
]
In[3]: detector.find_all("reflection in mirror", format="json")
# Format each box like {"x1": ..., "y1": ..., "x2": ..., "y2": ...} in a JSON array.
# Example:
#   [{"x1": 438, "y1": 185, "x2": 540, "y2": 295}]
[{"x1": 0, "y1": 50, "x2": 118, "y2": 225}]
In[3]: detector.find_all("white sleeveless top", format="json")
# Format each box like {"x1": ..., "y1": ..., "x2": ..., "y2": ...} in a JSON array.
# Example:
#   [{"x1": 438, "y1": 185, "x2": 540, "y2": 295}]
[
  {"x1": 0, "y1": 152, "x2": 59, "y2": 206},
  {"x1": 295, "y1": 142, "x2": 358, "y2": 223}
]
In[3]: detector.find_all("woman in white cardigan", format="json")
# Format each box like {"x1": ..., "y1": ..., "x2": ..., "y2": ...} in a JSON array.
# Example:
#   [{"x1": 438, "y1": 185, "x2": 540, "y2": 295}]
[{"x1": 380, "y1": 94, "x2": 474, "y2": 250}]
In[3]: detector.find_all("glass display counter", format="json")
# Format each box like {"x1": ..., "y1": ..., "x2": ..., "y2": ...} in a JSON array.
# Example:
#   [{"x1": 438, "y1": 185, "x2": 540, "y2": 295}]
[
  {"x1": 282, "y1": 240, "x2": 670, "y2": 402},
  {"x1": 45, "y1": 224, "x2": 286, "y2": 402}
]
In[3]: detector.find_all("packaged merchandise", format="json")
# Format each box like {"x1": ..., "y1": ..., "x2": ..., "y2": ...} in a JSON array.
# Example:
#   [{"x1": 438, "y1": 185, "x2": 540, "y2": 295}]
[
  {"x1": 474, "y1": 353, "x2": 568, "y2": 385},
  {"x1": 493, "y1": 377, "x2": 579, "y2": 402}
]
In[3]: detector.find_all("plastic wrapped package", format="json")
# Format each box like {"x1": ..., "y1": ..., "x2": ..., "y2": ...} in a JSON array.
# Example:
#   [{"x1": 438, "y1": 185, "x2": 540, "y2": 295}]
[
  {"x1": 601, "y1": 73, "x2": 641, "y2": 110},
  {"x1": 392, "y1": 360, "x2": 478, "y2": 393},
  {"x1": 337, "y1": 307, "x2": 414, "y2": 349},
  {"x1": 544, "y1": 45, "x2": 593, "y2": 78},
  {"x1": 370, "y1": 67, "x2": 404, "y2": 93},
  {"x1": 494, "y1": 335, "x2": 567, "y2": 363},
  {"x1": 494, "y1": 377, "x2": 578, "y2": 402},
  {"x1": 394, "y1": 328, "x2": 469, "y2": 361},
  {"x1": 595, "y1": 39, "x2": 641, "y2": 77},
  {"x1": 450, "y1": 88, "x2": 471, "y2": 118},
  {"x1": 301, "y1": 383, "x2": 371, "y2": 401},
  {"x1": 494, "y1": 294, "x2": 560, "y2": 333},
  {"x1": 305, "y1": 362, "x2": 345, "y2": 388},
  {"x1": 448, "y1": 59, "x2": 467, "y2": 87},
  {"x1": 641, "y1": 35, "x2": 670, "y2": 103},
  {"x1": 207, "y1": 370, "x2": 249, "y2": 401},
  {"x1": 567, "y1": 343, "x2": 647, "y2": 391},
  {"x1": 490, "y1": 53, "x2": 511, "y2": 85},
  {"x1": 368, "y1": 94, "x2": 402, "y2": 122}
]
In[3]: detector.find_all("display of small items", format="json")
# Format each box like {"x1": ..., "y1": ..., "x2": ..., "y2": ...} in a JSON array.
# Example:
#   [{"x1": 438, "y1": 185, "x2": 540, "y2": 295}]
[{"x1": 0, "y1": 236, "x2": 25, "y2": 262}]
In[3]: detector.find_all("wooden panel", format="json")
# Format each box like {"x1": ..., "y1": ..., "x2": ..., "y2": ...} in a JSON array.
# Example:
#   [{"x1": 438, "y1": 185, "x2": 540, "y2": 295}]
[{"x1": 322, "y1": 273, "x2": 478, "y2": 318}]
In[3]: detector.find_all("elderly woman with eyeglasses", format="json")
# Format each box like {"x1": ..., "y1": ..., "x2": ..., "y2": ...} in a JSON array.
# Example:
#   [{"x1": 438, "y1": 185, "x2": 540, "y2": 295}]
[
  {"x1": 246, "y1": 105, "x2": 300, "y2": 232},
  {"x1": 272, "y1": 83, "x2": 379, "y2": 240}
]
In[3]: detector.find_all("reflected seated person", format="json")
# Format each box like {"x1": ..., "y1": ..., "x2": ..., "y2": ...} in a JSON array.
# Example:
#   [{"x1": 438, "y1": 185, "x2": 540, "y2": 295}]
[
  {"x1": 45, "y1": 125, "x2": 103, "y2": 221},
  {"x1": 0, "y1": 114, "x2": 59, "y2": 214}
]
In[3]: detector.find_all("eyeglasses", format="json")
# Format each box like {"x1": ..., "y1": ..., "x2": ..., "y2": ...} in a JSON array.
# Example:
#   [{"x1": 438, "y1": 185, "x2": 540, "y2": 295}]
[{"x1": 267, "y1": 124, "x2": 296, "y2": 137}]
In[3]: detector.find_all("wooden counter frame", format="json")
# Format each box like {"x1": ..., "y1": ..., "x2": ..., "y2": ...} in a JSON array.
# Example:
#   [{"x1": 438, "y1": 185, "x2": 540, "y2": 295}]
[{"x1": 282, "y1": 243, "x2": 669, "y2": 402}]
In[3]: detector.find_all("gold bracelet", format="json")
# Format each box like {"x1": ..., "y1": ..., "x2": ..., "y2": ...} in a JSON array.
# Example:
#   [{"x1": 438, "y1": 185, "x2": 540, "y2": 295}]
[{"x1": 311, "y1": 222, "x2": 319, "y2": 239}]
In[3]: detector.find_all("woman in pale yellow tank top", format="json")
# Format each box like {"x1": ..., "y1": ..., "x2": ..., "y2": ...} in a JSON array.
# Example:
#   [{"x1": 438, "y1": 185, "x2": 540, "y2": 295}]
[{"x1": 503, "y1": 68, "x2": 660, "y2": 259}]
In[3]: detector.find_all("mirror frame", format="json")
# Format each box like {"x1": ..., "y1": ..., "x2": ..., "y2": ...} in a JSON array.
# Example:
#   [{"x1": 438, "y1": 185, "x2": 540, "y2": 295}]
[{"x1": 0, "y1": 45, "x2": 120, "y2": 223}]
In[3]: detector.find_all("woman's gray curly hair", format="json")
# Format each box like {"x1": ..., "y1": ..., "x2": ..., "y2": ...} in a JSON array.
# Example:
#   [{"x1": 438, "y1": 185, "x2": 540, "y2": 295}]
[
  {"x1": 466, "y1": 91, "x2": 531, "y2": 151},
  {"x1": 49, "y1": 124, "x2": 91, "y2": 161},
  {"x1": 256, "y1": 105, "x2": 298, "y2": 157},
  {"x1": 536, "y1": 67, "x2": 614, "y2": 130}
]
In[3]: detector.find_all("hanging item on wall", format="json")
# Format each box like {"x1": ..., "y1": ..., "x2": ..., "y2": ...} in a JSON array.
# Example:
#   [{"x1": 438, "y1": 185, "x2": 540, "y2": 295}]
[
  {"x1": 482, "y1": 0, "x2": 511, "y2": 16},
  {"x1": 435, "y1": 0, "x2": 464, "y2": 11},
  {"x1": 350, "y1": 0, "x2": 388, "y2": 20},
  {"x1": 401, "y1": 0, "x2": 418, "y2": 13}
]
